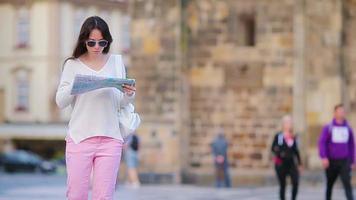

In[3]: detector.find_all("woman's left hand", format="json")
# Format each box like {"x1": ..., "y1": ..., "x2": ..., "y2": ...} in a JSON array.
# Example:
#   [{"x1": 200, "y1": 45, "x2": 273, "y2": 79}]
[{"x1": 123, "y1": 84, "x2": 136, "y2": 96}]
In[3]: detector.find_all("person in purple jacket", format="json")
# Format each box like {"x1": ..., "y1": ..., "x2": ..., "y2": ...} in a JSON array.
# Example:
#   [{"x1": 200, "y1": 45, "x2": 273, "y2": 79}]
[{"x1": 319, "y1": 104, "x2": 355, "y2": 200}]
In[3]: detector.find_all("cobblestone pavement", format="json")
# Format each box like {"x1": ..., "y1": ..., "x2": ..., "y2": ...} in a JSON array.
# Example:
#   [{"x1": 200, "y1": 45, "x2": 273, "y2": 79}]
[{"x1": 0, "y1": 173, "x2": 354, "y2": 200}]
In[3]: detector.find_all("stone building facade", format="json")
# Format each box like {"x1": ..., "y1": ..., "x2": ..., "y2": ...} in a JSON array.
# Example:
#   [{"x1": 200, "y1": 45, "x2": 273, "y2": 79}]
[
  {"x1": 129, "y1": 0, "x2": 356, "y2": 184},
  {"x1": 2, "y1": 0, "x2": 356, "y2": 185}
]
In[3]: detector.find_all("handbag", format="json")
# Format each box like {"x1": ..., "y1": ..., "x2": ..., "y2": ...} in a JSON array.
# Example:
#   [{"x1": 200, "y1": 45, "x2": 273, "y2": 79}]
[
  {"x1": 118, "y1": 103, "x2": 141, "y2": 140},
  {"x1": 115, "y1": 55, "x2": 141, "y2": 140}
]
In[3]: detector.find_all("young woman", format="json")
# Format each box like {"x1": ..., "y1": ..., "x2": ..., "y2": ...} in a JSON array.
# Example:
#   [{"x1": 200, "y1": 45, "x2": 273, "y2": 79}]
[
  {"x1": 271, "y1": 115, "x2": 303, "y2": 200},
  {"x1": 56, "y1": 16, "x2": 136, "y2": 200}
]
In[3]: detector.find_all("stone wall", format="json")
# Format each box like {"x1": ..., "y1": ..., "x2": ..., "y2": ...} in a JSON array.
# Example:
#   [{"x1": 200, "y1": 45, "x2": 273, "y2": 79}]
[
  {"x1": 184, "y1": 0, "x2": 295, "y2": 175},
  {"x1": 129, "y1": 0, "x2": 356, "y2": 183},
  {"x1": 129, "y1": 0, "x2": 184, "y2": 181}
]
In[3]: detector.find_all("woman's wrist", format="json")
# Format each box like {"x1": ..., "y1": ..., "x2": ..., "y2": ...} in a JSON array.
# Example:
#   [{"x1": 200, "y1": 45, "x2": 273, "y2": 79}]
[{"x1": 125, "y1": 91, "x2": 135, "y2": 97}]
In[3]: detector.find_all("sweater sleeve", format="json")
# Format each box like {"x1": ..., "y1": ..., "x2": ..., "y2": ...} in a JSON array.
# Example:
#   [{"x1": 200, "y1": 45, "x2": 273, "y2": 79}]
[
  {"x1": 55, "y1": 61, "x2": 75, "y2": 109},
  {"x1": 318, "y1": 125, "x2": 330, "y2": 159},
  {"x1": 118, "y1": 55, "x2": 135, "y2": 108}
]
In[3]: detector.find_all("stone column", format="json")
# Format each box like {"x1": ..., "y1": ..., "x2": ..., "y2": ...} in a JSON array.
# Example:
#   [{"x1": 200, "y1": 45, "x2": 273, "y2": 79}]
[
  {"x1": 293, "y1": 0, "x2": 307, "y2": 165},
  {"x1": 177, "y1": 0, "x2": 190, "y2": 183},
  {"x1": 340, "y1": 0, "x2": 349, "y2": 110},
  {"x1": 129, "y1": 0, "x2": 184, "y2": 183}
]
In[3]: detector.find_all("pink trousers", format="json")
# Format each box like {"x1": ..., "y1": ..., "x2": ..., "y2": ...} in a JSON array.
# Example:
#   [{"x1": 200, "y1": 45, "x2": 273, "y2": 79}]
[{"x1": 65, "y1": 136, "x2": 123, "y2": 200}]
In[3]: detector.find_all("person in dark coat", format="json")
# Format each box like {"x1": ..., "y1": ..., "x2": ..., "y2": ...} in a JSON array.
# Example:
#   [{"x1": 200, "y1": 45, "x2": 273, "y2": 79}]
[
  {"x1": 271, "y1": 115, "x2": 303, "y2": 200},
  {"x1": 211, "y1": 131, "x2": 231, "y2": 188}
]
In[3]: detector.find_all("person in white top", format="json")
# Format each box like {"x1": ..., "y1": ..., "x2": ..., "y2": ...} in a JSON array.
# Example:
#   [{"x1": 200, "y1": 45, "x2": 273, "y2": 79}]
[{"x1": 56, "y1": 16, "x2": 136, "y2": 200}]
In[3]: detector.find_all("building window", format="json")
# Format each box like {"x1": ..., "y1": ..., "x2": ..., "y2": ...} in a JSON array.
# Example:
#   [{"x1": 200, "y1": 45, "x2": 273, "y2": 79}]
[
  {"x1": 14, "y1": 69, "x2": 30, "y2": 112},
  {"x1": 74, "y1": 8, "x2": 87, "y2": 38},
  {"x1": 240, "y1": 14, "x2": 256, "y2": 46},
  {"x1": 16, "y1": 7, "x2": 30, "y2": 48},
  {"x1": 228, "y1": 11, "x2": 256, "y2": 47}
]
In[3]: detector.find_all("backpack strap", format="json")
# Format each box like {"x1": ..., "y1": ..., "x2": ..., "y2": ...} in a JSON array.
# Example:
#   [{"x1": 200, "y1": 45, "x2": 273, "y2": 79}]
[{"x1": 277, "y1": 133, "x2": 284, "y2": 146}]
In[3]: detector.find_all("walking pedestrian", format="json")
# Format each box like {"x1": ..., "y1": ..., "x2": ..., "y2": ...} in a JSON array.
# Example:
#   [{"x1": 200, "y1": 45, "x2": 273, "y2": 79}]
[
  {"x1": 271, "y1": 115, "x2": 302, "y2": 200},
  {"x1": 319, "y1": 104, "x2": 354, "y2": 200},
  {"x1": 56, "y1": 16, "x2": 136, "y2": 200}
]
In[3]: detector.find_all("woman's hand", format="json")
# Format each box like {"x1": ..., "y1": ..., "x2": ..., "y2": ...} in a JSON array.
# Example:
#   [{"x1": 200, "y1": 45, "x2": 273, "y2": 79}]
[
  {"x1": 298, "y1": 165, "x2": 304, "y2": 174},
  {"x1": 123, "y1": 84, "x2": 136, "y2": 96}
]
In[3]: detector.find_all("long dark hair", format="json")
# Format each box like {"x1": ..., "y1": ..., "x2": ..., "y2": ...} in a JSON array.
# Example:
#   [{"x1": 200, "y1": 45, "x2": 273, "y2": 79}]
[{"x1": 63, "y1": 16, "x2": 113, "y2": 66}]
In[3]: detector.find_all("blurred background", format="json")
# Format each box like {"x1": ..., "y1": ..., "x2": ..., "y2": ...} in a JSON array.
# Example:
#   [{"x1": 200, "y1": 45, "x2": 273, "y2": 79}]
[{"x1": 1, "y1": 0, "x2": 356, "y2": 195}]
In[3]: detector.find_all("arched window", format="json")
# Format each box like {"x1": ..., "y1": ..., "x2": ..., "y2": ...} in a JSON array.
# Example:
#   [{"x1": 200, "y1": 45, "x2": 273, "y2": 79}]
[
  {"x1": 16, "y1": 7, "x2": 30, "y2": 48},
  {"x1": 13, "y1": 68, "x2": 31, "y2": 112}
]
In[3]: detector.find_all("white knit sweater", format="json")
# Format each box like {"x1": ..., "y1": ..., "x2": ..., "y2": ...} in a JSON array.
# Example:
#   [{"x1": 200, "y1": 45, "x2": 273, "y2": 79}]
[{"x1": 56, "y1": 54, "x2": 134, "y2": 144}]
